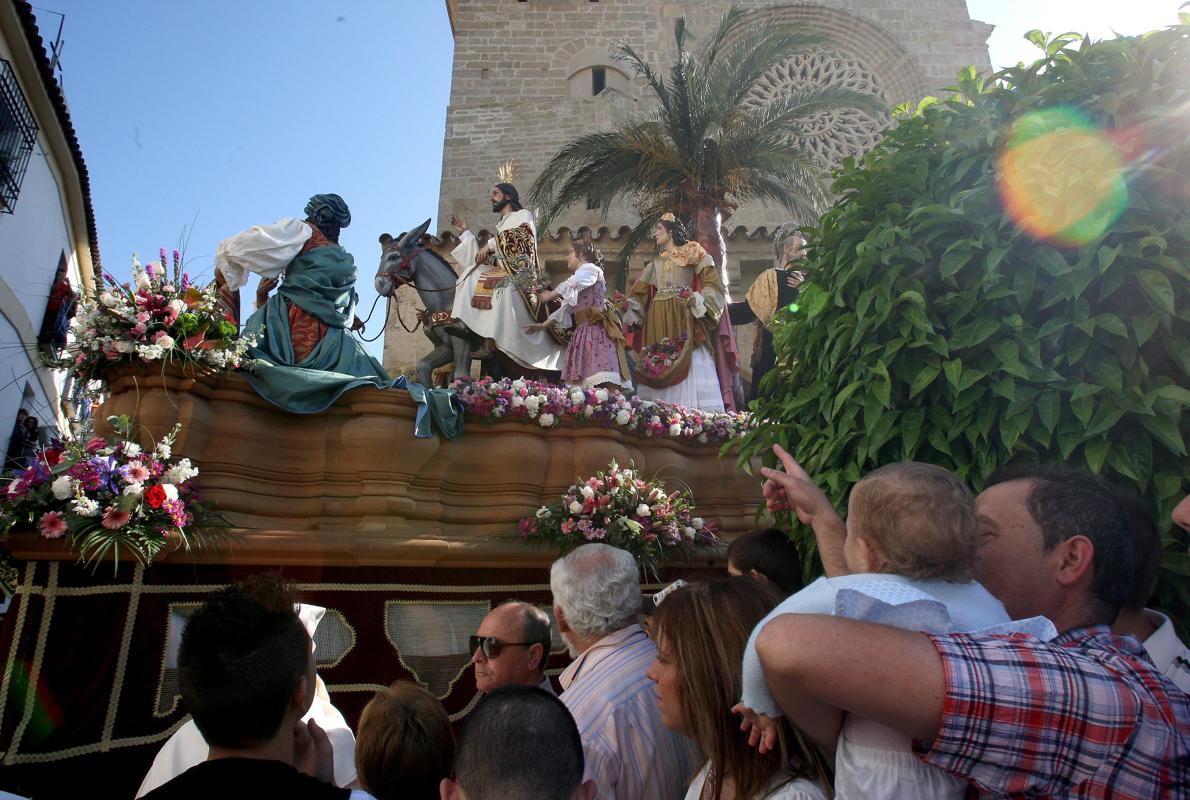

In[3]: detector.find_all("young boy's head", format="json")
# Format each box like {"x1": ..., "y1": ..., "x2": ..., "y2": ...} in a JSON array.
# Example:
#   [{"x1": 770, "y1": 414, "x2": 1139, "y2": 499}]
[{"x1": 844, "y1": 462, "x2": 977, "y2": 581}]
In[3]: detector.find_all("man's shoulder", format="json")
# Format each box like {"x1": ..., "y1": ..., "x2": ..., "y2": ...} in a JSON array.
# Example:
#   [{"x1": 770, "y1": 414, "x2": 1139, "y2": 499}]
[{"x1": 141, "y1": 758, "x2": 349, "y2": 800}]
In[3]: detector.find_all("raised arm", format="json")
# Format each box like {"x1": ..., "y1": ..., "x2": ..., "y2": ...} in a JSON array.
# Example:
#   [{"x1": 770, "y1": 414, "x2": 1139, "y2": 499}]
[{"x1": 761, "y1": 444, "x2": 849, "y2": 577}]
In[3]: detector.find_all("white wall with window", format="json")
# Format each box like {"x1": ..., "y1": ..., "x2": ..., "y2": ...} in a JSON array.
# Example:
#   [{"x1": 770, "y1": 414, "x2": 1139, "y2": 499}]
[{"x1": 0, "y1": 25, "x2": 92, "y2": 459}]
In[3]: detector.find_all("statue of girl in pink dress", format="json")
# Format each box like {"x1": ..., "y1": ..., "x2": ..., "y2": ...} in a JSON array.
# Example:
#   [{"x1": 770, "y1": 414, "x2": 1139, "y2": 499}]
[{"x1": 524, "y1": 238, "x2": 632, "y2": 391}]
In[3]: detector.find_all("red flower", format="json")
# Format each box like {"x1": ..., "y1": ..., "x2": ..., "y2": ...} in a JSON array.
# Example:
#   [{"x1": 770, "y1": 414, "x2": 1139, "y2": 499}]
[
  {"x1": 41, "y1": 449, "x2": 63, "y2": 466},
  {"x1": 144, "y1": 485, "x2": 167, "y2": 509},
  {"x1": 85, "y1": 436, "x2": 107, "y2": 453}
]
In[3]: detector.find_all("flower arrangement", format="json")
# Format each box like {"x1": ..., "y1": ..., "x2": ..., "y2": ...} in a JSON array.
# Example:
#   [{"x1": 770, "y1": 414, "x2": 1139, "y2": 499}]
[
  {"x1": 449, "y1": 377, "x2": 752, "y2": 442},
  {"x1": 519, "y1": 459, "x2": 718, "y2": 578},
  {"x1": 638, "y1": 334, "x2": 688, "y2": 381},
  {"x1": 608, "y1": 290, "x2": 631, "y2": 314},
  {"x1": 47, "y1": 250, "x2": 257, "y2": 383},
  {"x1": 0, "y1": 415, "x2": 228, "y2": 592}
]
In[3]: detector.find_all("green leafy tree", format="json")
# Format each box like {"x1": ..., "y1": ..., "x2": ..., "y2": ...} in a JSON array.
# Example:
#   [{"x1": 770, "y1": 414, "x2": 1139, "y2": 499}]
[
  {"x1": 529, "y1": 6, "x2": 884, "y2": 280},
  {"x1": 736, "y1": 27, "x2": 1189, "y2": 626}
]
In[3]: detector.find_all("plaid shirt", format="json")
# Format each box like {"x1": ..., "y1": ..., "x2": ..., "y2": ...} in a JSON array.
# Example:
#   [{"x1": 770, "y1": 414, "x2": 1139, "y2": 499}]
[{"x1": 917, "y1": 625, "x2": 1190, "y2": 798}]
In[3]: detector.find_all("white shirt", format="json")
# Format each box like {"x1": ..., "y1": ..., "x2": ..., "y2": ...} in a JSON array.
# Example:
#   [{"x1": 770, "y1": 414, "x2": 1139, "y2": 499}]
[
  {"x1": 214, "y1": 218, "x2": 312, "y2": 291},
  {"x1": 548, "y1": 263, "x2": 603, "y2": 328},
  {"x1": 1142, "y1": 609, "x2": 1190, "y2": 692},
  {"x1": 683, "y1": 762, "x2": 827, "y2": 800}
]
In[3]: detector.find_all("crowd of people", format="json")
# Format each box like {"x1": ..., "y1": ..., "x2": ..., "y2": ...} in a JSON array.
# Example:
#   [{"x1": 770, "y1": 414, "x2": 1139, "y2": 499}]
[{"x1": 134, "y1": 451, "x2": 1189, "y2": 800}]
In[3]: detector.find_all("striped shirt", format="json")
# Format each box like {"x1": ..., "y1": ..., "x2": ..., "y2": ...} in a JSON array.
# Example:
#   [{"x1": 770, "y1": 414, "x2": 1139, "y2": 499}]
[{"x1": 560, "y1": 624, "x2": 700, "y2": 799}]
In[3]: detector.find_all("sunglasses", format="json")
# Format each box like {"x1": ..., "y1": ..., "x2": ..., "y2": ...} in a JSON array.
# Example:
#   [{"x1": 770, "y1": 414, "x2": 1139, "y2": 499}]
[{"x1": 469, "y1": 635, "x2": 535, "y2": 659}]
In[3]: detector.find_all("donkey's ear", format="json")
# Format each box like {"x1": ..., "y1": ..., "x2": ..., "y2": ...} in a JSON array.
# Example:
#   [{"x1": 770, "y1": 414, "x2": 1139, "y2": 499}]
[
  {"x1": 408, "y1": 217, "x2": 432, "y2": 243},
  {"x1": 379, "y1": 233, "x2": 394, "y2": 244}
]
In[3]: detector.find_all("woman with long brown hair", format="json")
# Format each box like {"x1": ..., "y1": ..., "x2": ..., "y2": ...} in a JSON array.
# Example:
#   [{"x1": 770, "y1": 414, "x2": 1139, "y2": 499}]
[{"x1": 646, "y1": 577, "x2": 831, "y2": 800}]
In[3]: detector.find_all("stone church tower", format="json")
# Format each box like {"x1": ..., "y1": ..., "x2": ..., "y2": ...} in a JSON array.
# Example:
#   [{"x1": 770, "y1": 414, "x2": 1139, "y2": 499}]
[{"x1": 384, "y1": 0, "x2": 992, "y2": 383}]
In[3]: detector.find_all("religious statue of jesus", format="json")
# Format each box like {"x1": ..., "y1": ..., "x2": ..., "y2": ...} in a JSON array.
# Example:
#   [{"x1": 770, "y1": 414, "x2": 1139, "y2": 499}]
[{"x1": 446, "y1": 165, "x2": 563, "y2": 374}]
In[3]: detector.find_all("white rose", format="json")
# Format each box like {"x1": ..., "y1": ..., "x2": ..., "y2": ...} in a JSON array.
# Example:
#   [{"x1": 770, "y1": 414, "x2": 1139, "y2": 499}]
[
  {"x1": 511, "y1": 379, "x2": 526, "y2": 392},
  {"x1": 691, "y1": 517, "x2": 704, "y2": 529},
  {"x1": 135, "y1": 273, "x2": 152, "y2": 291},
  {"x1": 161, "y1": 483, "x2": 179, "y2": 501},
  {"x1": 684, "y1": 527, "x2": 695, "y2": 539},
  {"x1": 614, "y1": 409, "x2": 631, "y2": 425},
  {"x1": 580, "y1": 485, "x2": 595, "y2": 500},
  {"x1": 569, "y1": 500, "x2": 584, "y2": 514},
  {"x1": 72, "y1": 496, "x2": 100, "y2": 517},
  {"x1": 114, "y1": 340, "x2": 134, "y2": 353},
  {"x1": 154, "y1": 334, "x2": 175, "y2": 349},
  {"x1": 167, "y1": 299, "x2": 186, "y2": 315},
  {"x1": 536, "y1": 506, "x2": 551, "y2": 519},
  {"x1": 123, "y1": 482, "x2": 144, "y2": 497},
  {"x1": 100, "y1": 292, "x2": 118, "y2": 307},
  {"x1": 123, "y1": 443, "x2": 142, "y2": 457},
  {"x1": 569, "y1": 389, "x2": 584, "y2": 405},
  {"x1": 511, "y1": 395, "x2": 525, "y2": 407},
  {"x1": 51, "y1": 475, "x2": 75, "y2": 500},
  {"x1": 594, "y1": 388, "x2": 609, "y2": 403},
  {"x1": 669, "y1": 423, "x2": 682, "y2": 436},
  {"x1": 538, "y1": 413, "x2": 555, "y2": 427},
  {"x1": 636, "y1": 504, "x2": 651, "y2": 516},
  {"x1": 583, "y1": 405, "x2": 595, "y2": 418}
]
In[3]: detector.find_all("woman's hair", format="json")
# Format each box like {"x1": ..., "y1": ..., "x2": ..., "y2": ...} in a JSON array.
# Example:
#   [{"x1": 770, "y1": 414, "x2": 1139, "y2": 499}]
[
  {"x1": 651, "y1": 577, "x2": 832, "y2": 800},
  {"x1": 570, "y1": 237, "x2": 598, "y2": 264},
  {"x1": 848, "y1": 462, "x2": 978, "y2": 581},
  {"x1": 356, "y1": 682, "x2": 455, "y2": 800},
  {"x1": 657, "y1": 216, "x2": 690, "y2": 246}
]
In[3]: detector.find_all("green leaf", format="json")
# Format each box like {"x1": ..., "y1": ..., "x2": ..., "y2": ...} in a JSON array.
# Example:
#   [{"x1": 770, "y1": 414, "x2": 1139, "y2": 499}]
[
  {"x1": 1138, "y1": 414, "x2": 1187, "y2": 456},
  {"x1": 908, "y1": 364, "x2": 941, "y2": 399},
  {"x1": 1136, "y1": 269, "x2": 1175, "y2": 314},
  {"x1": 1070, "y1": 396, "x2": 1095, "y2": 427},
  {"x1": 1037, "y1": 391, "x2": 1061, "y2": 433},
  {"x1": 943, "y1": 358, "x2": 963, "y2": 390},
  {"x1": 1083, "y1": 438, "x2": 1110, "y2": 473},
  {"x1": 1084, "y1": 403, "x2": 1126, "y2": 438},
  {"x1": 991, "y1": 375, "x2": 1016, "y2": 401},
  {"x1": 831, "y1": 380, "x2": 865, "y2": 416},
  {"x1": 900, "y1": 407, "x2": 926, "y2": 458}
]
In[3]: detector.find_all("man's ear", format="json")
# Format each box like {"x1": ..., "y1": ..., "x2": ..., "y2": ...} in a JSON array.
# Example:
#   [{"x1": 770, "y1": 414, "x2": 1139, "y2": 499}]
[
  {"x1": 440, "y1": 777, "x2": 464, "y2": 800},
  {"x1": 554, "y1": 605, "x2": 571, "y2": 635},
  {"x1": 529, "y1": 642, "x2": 546, "y2": 672},
  {"x1": 748, "y1": 568, "x2": 769, "y2": 585},
  {"x1": 290, "y1": 674, "x2": 312, "y2": 714},
  {"x1": 573, "y1": 779, "x2": 597, "y2": 800},
  {"x1": 1054, "y1": 534, "x2": 1096, "y2": 590}
]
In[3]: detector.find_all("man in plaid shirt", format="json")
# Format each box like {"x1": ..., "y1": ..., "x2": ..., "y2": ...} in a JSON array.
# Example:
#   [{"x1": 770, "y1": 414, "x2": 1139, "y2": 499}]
[{"x1": 755, "y1": 460, "x2": 1189, "y2": 797}]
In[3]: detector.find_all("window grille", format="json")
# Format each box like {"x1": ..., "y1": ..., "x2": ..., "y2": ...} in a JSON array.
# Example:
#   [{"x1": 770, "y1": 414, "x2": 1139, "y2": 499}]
[{"x1": 0, "y1": 59, "x2": 39, "y2": 214}]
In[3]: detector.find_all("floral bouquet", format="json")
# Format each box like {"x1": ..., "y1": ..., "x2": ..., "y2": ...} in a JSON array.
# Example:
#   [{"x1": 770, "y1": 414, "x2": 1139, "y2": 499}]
[
  {"x1": 0, "y1": 415, "x2": 229, "y2": 592},
  {"x1": 47, "y1": 249, "x2": 257, "y2": 383},
  {"x1": 638, "y1": 334, "x2": 689, "y2": 381},
  {"x1": 518, "y1": 459, "x2": 718, "y2": 578},
  {"x1": 449, "y1": 377, "x2": 753, "y2": 442},
  {"x1": 608, "y1": 291, "x2": 631, "y2": 314}
]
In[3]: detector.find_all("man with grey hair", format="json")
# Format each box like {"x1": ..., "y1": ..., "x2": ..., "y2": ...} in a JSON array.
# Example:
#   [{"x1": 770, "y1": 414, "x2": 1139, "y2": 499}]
[
  {"x1": 470, "y1": 600, "x2": 555, "y2": 695},
  {"x1": 551, "y1": 544, "x2": 698, "y2": 800}
]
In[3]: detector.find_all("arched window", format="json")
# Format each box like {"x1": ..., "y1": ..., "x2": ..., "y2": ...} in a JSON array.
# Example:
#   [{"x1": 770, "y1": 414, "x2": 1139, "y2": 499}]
[{"x1": 565, "y1": 46, "x2": 630, "y2": 98}]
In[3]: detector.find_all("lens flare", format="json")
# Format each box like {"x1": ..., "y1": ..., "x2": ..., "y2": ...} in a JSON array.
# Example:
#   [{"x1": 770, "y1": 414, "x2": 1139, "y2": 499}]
[{"x1": 997, "y1": 108, "x2": 1129, "y2": 246}]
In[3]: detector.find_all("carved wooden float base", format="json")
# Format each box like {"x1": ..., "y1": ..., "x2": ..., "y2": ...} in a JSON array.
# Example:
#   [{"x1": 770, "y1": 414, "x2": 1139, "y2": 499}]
[{"x1": 7, "y1": 367, "x2": 762, "y2": 567}]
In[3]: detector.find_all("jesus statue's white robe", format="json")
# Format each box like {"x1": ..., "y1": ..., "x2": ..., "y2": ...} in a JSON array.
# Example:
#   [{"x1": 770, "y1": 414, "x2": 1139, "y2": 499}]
[{"x1": 449, "y1": 209, "x2": 563, "y2": 372}]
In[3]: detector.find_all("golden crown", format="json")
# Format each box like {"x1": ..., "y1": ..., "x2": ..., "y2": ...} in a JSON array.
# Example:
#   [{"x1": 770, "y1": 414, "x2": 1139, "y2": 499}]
[{"x1": 496, "y1": 160, "x2": 519, "y2": 184}]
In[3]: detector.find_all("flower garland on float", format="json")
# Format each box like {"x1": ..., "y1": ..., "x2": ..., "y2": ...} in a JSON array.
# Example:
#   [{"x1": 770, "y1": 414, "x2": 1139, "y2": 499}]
[{"x1": 449, "y1": 377, "x2": 753, "y2": 442}]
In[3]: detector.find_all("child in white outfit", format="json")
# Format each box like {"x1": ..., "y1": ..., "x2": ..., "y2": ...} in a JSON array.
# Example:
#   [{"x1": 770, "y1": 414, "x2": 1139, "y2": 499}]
[{"x1": 736, "y1": 462, "x2": 1054, "y2": 800}]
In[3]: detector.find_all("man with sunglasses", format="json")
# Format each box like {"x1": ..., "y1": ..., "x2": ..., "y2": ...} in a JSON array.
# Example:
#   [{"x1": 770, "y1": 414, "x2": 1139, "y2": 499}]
[{"x1": 470, "y1": 601, "x2": 555, "y2": 695}]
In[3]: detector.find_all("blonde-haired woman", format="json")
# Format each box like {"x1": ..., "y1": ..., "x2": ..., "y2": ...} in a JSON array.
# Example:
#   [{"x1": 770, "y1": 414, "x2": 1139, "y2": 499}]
[{"x1": 646, "y1": 577, "x2": 832, "y2": 800}]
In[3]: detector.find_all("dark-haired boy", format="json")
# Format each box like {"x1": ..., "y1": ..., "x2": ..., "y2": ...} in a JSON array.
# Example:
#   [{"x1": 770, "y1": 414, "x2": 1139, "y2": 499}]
[{"x1": 142, "y1": 574, "x2": 345, "y2": 799}]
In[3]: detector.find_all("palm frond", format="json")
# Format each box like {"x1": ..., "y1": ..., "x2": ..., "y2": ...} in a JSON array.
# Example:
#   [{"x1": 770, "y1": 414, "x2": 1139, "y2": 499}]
[
  {"x1": 701, "y1": 6, "x2": 751, "y2": 70},
  {"x1": 611, "y1": 39, "x2": 670, "y2": 111}
]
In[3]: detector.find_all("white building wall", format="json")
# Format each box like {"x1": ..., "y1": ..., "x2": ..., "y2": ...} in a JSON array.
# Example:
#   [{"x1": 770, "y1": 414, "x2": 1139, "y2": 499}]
[{"x1": 0, "y1": 39, "x2": 86, "y2": 446}]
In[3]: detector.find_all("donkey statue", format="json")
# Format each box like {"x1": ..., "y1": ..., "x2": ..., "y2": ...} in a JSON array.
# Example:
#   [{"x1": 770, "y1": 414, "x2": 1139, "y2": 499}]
[{"x1": 375, "y1": 219, "x2": 563, "y2": 387}]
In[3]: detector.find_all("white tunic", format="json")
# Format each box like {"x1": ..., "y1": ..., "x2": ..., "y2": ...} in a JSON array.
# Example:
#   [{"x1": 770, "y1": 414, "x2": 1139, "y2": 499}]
[
  {"x1": 214, "y1": 218, "x2": 312, "y2": 291},
  {"x1": 449, "y1": 209, "x2": 563, "y2": 371}
]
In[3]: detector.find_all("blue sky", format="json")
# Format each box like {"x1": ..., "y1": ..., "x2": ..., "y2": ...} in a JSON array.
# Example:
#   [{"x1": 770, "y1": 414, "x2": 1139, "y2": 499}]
[{"x1": 32, "y1": 1, "x2": 1184, "y2": 359}]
